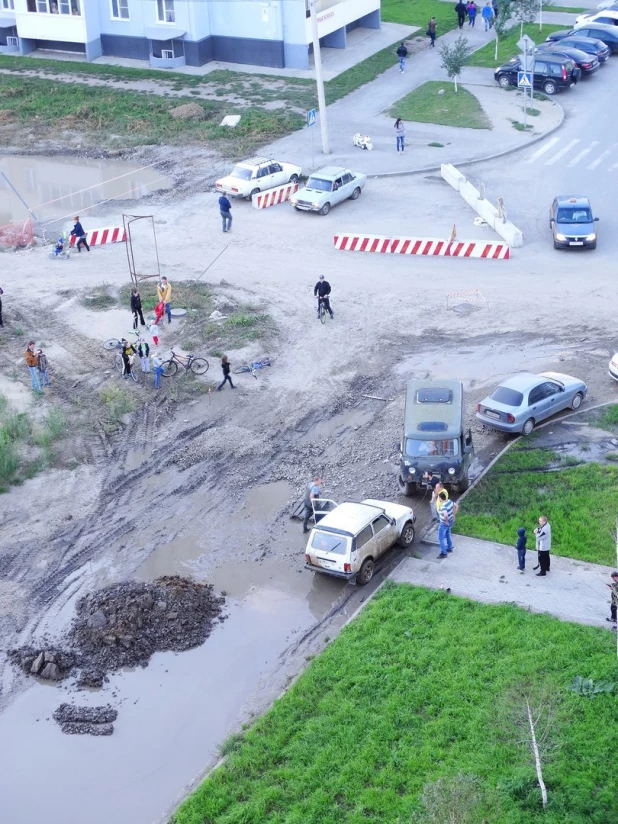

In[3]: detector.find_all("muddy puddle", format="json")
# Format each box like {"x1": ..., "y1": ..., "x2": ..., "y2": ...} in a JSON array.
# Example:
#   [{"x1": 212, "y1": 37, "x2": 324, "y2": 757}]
[{"x1": 0, "y1": 154, "x2": 173, "y2": 225}]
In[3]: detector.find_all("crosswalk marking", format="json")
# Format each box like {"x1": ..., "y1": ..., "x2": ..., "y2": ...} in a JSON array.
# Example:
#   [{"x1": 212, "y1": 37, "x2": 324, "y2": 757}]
[
  {"x1": 545, "y1": 138, "x2": 580, "y2": 166},
  {"x1": 566, "y1": 141, "x2": 600, "y2": 168},
  {"x1": 587, "y1": 145, "x2": 617, "y2": 170},
  {"x1": 525, "y1": 136, "x2": 560, "y2": 163},
  {"x1": 609, "y1": 162, "x2": 618, "y2": 171}
]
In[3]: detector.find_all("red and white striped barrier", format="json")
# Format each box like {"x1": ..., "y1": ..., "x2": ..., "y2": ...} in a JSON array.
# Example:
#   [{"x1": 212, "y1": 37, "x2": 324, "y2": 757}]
[
  {"x1": 334, "y1": 234, "x2": 510, "y2": 259},
  {"x1": 252, "y1": 182, "x2": 299, "y2": 210},
  {"x1": 69, "y1": 226, "x2": 127, "y2": 247}
]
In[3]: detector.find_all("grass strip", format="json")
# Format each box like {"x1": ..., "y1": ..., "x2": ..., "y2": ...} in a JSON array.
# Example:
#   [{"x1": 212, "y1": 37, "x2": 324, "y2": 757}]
[
  {"x1": 467, "y1": 22, "x2": 565, "y2": 68},
  {"x1": 382, "y1": 0, "x2": 460, "y2": 35},
  {"x1": 172, "y1": 584, "x2": 618, "y2": 824},
  {"x1": 390, "y1": 80, "x2": 491, "y2": 129}
]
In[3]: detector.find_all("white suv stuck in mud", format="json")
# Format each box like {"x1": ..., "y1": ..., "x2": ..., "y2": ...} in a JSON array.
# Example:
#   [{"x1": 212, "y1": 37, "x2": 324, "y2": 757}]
[{"x1": 304, "y1": 499, "x2": 416, "y2": 585}]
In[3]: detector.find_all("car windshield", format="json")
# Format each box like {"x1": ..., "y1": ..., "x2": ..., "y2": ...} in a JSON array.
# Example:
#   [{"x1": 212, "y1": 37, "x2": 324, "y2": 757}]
[
  {"x1": 489, "y1": 386, "x2": 524, "y2": 407},
  {"x1": 230, "y1": 166, "x2": 253, "y2": 180},
  {"x1": 307, "y1": 177, "x2": 333, "y2": 192},
  {"x1": 557, "y1": 207, "x2": 593, "y2": 223},
  {"x1": 405, "y1": 439, "x2": 459, "y2": 457},
  {"x1": 311, "y1": 531, "x2": 347, "y2": 554}
]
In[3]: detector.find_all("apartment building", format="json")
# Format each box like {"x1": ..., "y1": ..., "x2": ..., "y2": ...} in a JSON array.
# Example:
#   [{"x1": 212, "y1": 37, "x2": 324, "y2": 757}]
[{"x1": 0, "y1": 0, "x2": 381, "y2": 69}]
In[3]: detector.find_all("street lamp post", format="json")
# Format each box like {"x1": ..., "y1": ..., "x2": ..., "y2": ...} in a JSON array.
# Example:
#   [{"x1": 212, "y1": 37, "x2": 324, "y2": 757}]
[{"x1": 309, "y1": 0, "x2": 330, "y2": 155}]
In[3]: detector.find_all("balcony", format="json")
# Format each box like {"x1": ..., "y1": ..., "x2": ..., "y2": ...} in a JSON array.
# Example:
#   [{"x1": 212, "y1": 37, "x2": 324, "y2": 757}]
[{"x1": 16, "y1": 9, "x2": 87, "y2": 42}]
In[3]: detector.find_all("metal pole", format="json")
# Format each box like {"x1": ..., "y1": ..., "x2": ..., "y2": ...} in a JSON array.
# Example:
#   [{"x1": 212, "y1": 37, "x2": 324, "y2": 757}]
[
  {"x1": 310, "y1": 0, "x2": 330, "y2": 155},
  {"x1": 523, "y1": 43, "x2": 527, "y2": 131},
  {"x1": 311, "y1": 125, "x2": 315, "y2": 171},
  {"x1": 1, "y1": 171, "x2": 48, "y2": 243},
  {"x1": 539, "y1": 0, "x2": 543, "y2": 32}
]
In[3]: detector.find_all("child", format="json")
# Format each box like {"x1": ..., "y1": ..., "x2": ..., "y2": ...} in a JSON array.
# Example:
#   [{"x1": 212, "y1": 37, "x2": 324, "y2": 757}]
[
  {"x1": 121, "y1": 338, "x2": 136, "y2": 379},
  {"x1": 516, "y1": 527, "x2": 527, "y2": 573},
  {"x1": 149, "y1": 319, "x2": 160, "y2": 347},
  {"x1": 217, "y1": 354, "x2": 236, "y2": 391},
  {"x1": 152, "y1": 352, "x2": 164, "y2": 389},
  {"x1": 606, "y1": 571, "x2": 618, "y2": 629},
  {"x1": 137, "y1": 338, "x2": 150, "y2": 372},
  {"x1": 37, "y1": 348, "x2": 51, "y2": 387}
]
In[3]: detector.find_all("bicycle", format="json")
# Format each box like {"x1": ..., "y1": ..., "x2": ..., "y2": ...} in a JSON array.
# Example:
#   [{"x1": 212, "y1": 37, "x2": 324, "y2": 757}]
[
  {"x1": 114, "y1": 352, "x2": 139, "y2": 383},
  {"x1": 317, "y1": 296, "x2": 333, "y2": 325},
  {"x1": 232, "y1": 357, "x2": 275, "y2": 378},
  {"x1": 103, "y1": 330, "x2": 140, "y2": 351},
  {"x1": 161, "y1": 350, "x2": 209, "y2": 377}
]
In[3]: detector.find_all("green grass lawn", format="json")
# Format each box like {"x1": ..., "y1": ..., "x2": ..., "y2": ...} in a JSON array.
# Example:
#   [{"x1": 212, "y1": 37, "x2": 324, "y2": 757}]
[
  {"x1": 382, "y1": 0, "x2": 460, "y2": 36},
  {"x1": 390, "y1": 80, "x2": 491, "y2": 129},
  {"x1": 467, "y1": 22, "x2": 566, "y2": 68},
  {"x1": 172, "y1": 584, "x2": 618, "y2": 824},
  {"x1": 455, "y1": 443, "x2": 618, "y2": 565}
]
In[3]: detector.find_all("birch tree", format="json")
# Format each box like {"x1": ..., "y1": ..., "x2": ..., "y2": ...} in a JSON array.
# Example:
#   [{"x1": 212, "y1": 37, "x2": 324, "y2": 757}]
[{"x1": 439, "y1": 36, "x2": 473, "y2": 92}]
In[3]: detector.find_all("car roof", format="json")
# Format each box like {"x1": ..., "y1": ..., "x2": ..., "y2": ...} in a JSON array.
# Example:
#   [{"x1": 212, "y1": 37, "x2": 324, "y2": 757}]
[
  {"x1": 404, "y1": 379, "x2": 464, "y2": 439},
  {"x1": 238, "y1": 157, "x2": 275, "y2": 166},
  {"x1": 575, "y1": 23, "x2": 618, "y2": 35},
  {"x1": 555, "y1": 195, "x2": 592, "y2": 207},
  {"x1": 496, "y1": 373, "x2": 546, "y2": 392},
  {"x1": 315, "y1": 501, "x2": 385, "y2": 535},
  {"x1": 310, "y1": 167, "x2": 349, "y2": 178}
]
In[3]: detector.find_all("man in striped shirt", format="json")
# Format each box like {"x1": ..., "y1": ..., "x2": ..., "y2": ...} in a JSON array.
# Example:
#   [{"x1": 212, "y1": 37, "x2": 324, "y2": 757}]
[{"x1": 437, "y1": 490, "x2": 458, "y2": 558}]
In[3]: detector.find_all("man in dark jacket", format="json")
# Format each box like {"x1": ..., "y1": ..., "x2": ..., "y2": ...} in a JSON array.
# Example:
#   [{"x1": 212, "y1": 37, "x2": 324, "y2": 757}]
[
  {"x1": 455, "y1": 1, "x2": 467, "y2": 27},
  {"x1": 314, "y1": 275, "x2": 333, "y2": 319},
  {"x1": 130, "y1": 288, "x2": 146, "y2": 328},
  {"x1": 396, "y1": 42, "x2": 408, "y2": 73},
  {"x1": 219, "y1": 194, "x2": 232, "y2": 233},
  {"x1": 70, "y1": 216, "x2": 90, "y2": 252}
]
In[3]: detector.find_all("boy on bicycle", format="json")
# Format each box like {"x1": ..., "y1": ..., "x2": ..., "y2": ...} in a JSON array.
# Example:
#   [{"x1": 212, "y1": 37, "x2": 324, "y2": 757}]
[{"x1": 313, "y1": 275, "x2": 334, "y2": 319}]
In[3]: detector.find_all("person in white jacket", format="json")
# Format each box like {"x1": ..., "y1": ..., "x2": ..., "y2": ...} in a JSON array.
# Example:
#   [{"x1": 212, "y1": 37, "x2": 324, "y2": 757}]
[{"x1": 533, "y1": 516, "x2": 551, "y2": 576}]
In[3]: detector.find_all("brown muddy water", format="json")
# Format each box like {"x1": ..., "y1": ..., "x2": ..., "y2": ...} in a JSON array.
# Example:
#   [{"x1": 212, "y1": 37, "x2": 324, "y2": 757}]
[{"x1": 0, "y1": 154, "x2": 173, "y2": 225}]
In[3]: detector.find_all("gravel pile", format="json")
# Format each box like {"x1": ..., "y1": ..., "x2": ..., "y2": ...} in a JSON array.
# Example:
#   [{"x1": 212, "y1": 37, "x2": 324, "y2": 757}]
[
  {"x1": 53, "y1": 703, "x2": 118, "y2": 736},
  {"x1": 173, "y1": 425, "x2": 268, "y2": 468}
]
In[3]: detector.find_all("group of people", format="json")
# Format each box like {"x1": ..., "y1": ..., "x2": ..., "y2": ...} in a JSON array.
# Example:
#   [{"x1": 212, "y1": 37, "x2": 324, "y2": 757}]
[
  {"x1": 514, "y1": 516, "x2": 552, "y2": 576},
  {"x1": 454, "y1": 0, "x2": 498, "y2": 30},
  {"x1": 24, "y1": 341, "x2": 51, "y2": 392},
  {"x1": 120, "y1": 277, "x2": 174, "y2": 387}
]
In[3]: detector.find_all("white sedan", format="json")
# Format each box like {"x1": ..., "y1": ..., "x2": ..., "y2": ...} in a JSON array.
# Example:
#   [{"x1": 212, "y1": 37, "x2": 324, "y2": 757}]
[{"x1": 215, "y1": 156, "x2": 301, "y2": 200}]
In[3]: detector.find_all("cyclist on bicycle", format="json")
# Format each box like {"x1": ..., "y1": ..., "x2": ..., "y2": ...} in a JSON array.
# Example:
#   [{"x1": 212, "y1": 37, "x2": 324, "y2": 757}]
[{"x1": 313, "y1": 275, "x2": 333, "y2": 320}]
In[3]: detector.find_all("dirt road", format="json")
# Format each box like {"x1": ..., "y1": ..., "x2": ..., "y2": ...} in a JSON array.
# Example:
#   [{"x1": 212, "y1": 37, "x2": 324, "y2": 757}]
[{"x1": 1, "y1": 170, "x2": 617, "y2": 824}]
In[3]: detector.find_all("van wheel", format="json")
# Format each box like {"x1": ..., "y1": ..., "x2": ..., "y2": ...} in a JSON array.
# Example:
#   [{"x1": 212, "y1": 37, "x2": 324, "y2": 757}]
[
  {"x1": 397, "y1": 475, "x2": 415, "y2": 497},
  {"x1": 357, "y1": 559, "x2": 375, "y2": 586},
  {"x1": 399, "y1": 522, "x2": 415, "y2": 547},
  {"x1": 452, "y1": 477, "x2": 469, "y2": 493}
]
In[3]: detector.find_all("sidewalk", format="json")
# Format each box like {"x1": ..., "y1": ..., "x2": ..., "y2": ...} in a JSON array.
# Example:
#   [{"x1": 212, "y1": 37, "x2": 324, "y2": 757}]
[
  {"x1": 261, "y1": 23, "x2": 564, "y2": 176},
  {"x1": 391, "y1": 535, "x2": 616, "y2": 628}
]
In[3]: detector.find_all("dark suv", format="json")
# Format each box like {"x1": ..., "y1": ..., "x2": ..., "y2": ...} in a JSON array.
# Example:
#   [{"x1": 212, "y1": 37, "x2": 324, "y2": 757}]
[{"x1": 494, "y1": 55, "x2": 581, "y2": 94}]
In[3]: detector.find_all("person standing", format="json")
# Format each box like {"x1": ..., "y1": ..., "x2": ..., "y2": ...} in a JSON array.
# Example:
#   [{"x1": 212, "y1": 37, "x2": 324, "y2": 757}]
[
  {"x1": 394, "y1": 118, "x2": 405, "y2": 153},
  {"x1": 217, "y1": 355, "x2": 236, "y2": 391},
  {"x1": 219, "y1": 193, "x2": 232, "y2": 233},
  {"x1": 427, "y1": 17, "x2": 437, "y2": 47},
  {"x1": 25, "y1": 341, "x2": 41, "y2": 392},
  {"x1": 437, "y1": 491, "x2": 458, "y2": 558},
  {"x1": 130, "y1": 288, "x2": 146, "y2": 329},
  {"x1": 481, "y1": 1, "x2": 494, "y2": 30},
  {"x1": 70, "y1": 216, "x2": 90, "y2": 253},
  {"x1": 606, "y1": 571, "x2": 618, "y2": 629},
  {"x1": 533, "y1": 515, "x2": 551, "y2": 576},
  {"x1": 467, "y1": 1, "x2": 478, "y2": 26},
  {"x1": 492, "y1": 0, "x2": 499, "y2": 18},
  {"x1": 302, "y1": 476, "x2": 322, "y2": 534},
  {"x1": 120, "y1": 338, "x2": 136, "y2": 380},
  {"x1": 149, "y1": 318, "x2": 160, "y2": 347},
  {"x1": 424, "y1": 474, "x2": 442, "y2": 521},
  {"x1": 455, "y1": 0, "x2": 467, "y2": 28},
  {"x1": 137, "y1": 338, "x2": 150, "y2": 373},
  {"x1": 0, "y1": 284, "x2": 4, "y2": 326},
  {"x1": 515, "y1": 526, "x2": 527, "y2": 573},
  {"x1": 37, "y1": 348, "x2": 51, "y2": 387},
  {"x1": 157, "y1": 277, "x2": 172, "y2": 324},
  {"x1": 152, "y1": 351, "x2": 164, "y2": 389},
  {"x1": 396, "y1": 42, "x2": 408, "y2": 73}
]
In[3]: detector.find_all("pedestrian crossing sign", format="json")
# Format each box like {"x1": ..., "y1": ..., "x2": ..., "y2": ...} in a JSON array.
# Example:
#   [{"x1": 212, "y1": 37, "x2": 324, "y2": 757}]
[
  {"x1": 307, "y1": 108, "x2": 317, "y2": 127},
  {"x1": 517, "y1": 71, "x2": 533, "y2": 88}
]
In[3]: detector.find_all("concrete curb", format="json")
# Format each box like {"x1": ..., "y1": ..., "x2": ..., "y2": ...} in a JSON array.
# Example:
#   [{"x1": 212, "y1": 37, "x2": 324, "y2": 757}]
[{"x1": 369, "y1": 96, "x2": 566, "y2": 179}]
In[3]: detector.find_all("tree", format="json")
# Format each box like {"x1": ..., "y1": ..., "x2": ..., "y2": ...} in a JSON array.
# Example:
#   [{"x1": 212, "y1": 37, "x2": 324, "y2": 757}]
[
  {"x1": 439, "y1": 36, "x2": 473, "y2": 92},
  {"x1": 493, "y1": 0, "x2": 513, "y2": 60},
  {"x1": 512, "y1": 0, "x2": 539, "y2": 36}
]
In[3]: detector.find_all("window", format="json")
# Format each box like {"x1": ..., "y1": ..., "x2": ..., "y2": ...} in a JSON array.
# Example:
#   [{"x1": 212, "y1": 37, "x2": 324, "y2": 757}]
[
  {"x1": 489, "y1": 386, "x2": 523, "y2": 407},
  {"x1": 2, "y1": 0, "x2": 15, "y2": 10},
  {"x1": 355, "y1": 526, "x2": 373, "y2": 550},
  {"x1": 405, "y1": 438, "x2": 459, "y2": 458},
  {"x1": 161, "y1": 49, "x2": 174, "y2": 59},
  {"x1": 111, "y1": 0, "x2": 129, "y2": 20},
  {"x1": 528, "y1": 386, "x2": 544, "y2": 405},
  {"x1": 417, "y1": 387, "x2": 453, "y2": 404},
  {"x1": 157, "y1": 0, "x2": 175, "y2": 23},
  {"x1": 28, "y1": 0, "x2": 79, "y2": 14},
  {"x1": 372, "y1": 516, "x2": 390, "y2": 535},
  {"x1": 269, "y1": 163, "x2": 282, "y2": 173},
  {"x1": 311, "y1": 531, "x2": 348, "y2": 555}
]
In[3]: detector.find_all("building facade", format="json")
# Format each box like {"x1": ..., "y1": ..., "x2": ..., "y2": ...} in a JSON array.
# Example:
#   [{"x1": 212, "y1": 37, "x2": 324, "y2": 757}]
[{"x1": 0, "y1": 0, "x2": 381, "y2": 69}]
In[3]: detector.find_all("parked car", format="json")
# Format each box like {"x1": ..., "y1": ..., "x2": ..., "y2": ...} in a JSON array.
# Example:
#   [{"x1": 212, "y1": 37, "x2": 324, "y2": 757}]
[
  {"x1": 609, "y1": 353, "x2": 618, "y2": 382},
  {"x1": 575, "y1": 9, "x2": 618, "y2": 25},
  {"x1": 537, "y1": 35, "x2": 610, "y2": 62},
  {"x1": 535, "y1": 44, "x2": 600, "y2": 75},
  {"x1": 397, "y1": 379, "x2": 473, "y2": 495},
  {"x1": 494, "y1": 54, "x2": 580, "y2": 94},
  {"x1": 290, "y1": 166, "x2": 367, "y2": 215},
  {"x1": 476, "y1": 372, "x2": 588, "y2": 435},
  {"x1": 549, "y1": 26, "x2": 618, "y2": 52},
  {"x1": 304, "y1": 499, "x2": 416, "y2": 585},
  {"x1": 550, "y1": 195, "x2": 599, "y2": 249},
  {"x1": 597, "y1": 0, "x2": 618, "y2": 9},
  {"x1": 215, "y1": 156, "x2": 301, "y2": 200}
]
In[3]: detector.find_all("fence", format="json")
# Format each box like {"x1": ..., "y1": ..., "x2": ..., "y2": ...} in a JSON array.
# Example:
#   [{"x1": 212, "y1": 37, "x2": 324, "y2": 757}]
[{"x1": 0, "y1": 219, "x2": 33, "y2": 248}]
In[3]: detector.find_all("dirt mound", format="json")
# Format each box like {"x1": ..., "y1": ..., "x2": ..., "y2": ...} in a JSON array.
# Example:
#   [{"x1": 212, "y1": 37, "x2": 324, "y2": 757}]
[
  {"x1": 53, "y1": 703, "x2": 118, "y2": 736},
  {"x1": 169, "y1": 102, "x2": 206, "y2": 121},
  {"x1": 173, "y1": 425, "x2": 269, "y2": 468},
  {"x1": 10, "y1": 576, "x2": 225, "y2": 689}
]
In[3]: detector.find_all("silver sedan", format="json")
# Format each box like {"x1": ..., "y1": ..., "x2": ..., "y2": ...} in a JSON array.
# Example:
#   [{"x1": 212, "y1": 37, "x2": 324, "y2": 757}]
[{"x1": 476, "y1": 371, "x2": 587, "y2": 435}]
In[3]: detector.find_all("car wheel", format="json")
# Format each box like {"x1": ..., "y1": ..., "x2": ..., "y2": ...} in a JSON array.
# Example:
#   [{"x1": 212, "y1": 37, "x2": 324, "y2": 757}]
[
  {"x1": 498, "y1": 75, "x2": 511, "y2": 89},
  {"x1": 397, "y1": 475, "x2": 415, "y2": 497},
  {"x1": 398, "y1": 521, "x2": 415, "y2": 548},
  {"x1": 543, "y1": 81, "x2": 557, "y2": 95},
  {"x1": 553, "y1": 241, "x2": 560, "y2": 250},
  {"x1": 522, "y1": 418, "x2": 535, "y2": 436},
  {"x1": 571, "y1": 392, "x2": 583, "y2": 410},
  {"x1": 589, "y1": 241, "x2": 597, "y2": 250},
  {"x1": 288, "y1": 174, "x2": 299, "y2": 184},
  {"x1": 320, "y1": 202, "x2": 331, "y2": 216},
  {"x1": 249, "y1": 188, "x2": 260, "y2": 200},
  {"x1": 452, "y1": 476, "x2": 469, "y2": 493},
  {"x1": 350, "y1": 187, "x2": 361, "y2": 200},
  {"x1": 357, "y1": 559, "x2": 375, "y2": 586},
  {"x1": 294, "y1": 206, "x2": 301, "y2": 211}
]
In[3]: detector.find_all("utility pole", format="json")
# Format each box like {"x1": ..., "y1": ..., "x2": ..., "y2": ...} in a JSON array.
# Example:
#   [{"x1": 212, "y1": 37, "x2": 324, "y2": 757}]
[{"x1": 309, "y1": 0, "x2": 330, "y2": 155}]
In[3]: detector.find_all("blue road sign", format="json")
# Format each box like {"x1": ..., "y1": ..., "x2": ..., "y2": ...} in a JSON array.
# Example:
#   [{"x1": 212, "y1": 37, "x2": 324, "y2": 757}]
[
  {"x1": 307, "y1": 108, "x2": 317, "y2": 128},
  {"x1": 517, "y1": 71, "x2": 533, "y2": 88}
]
